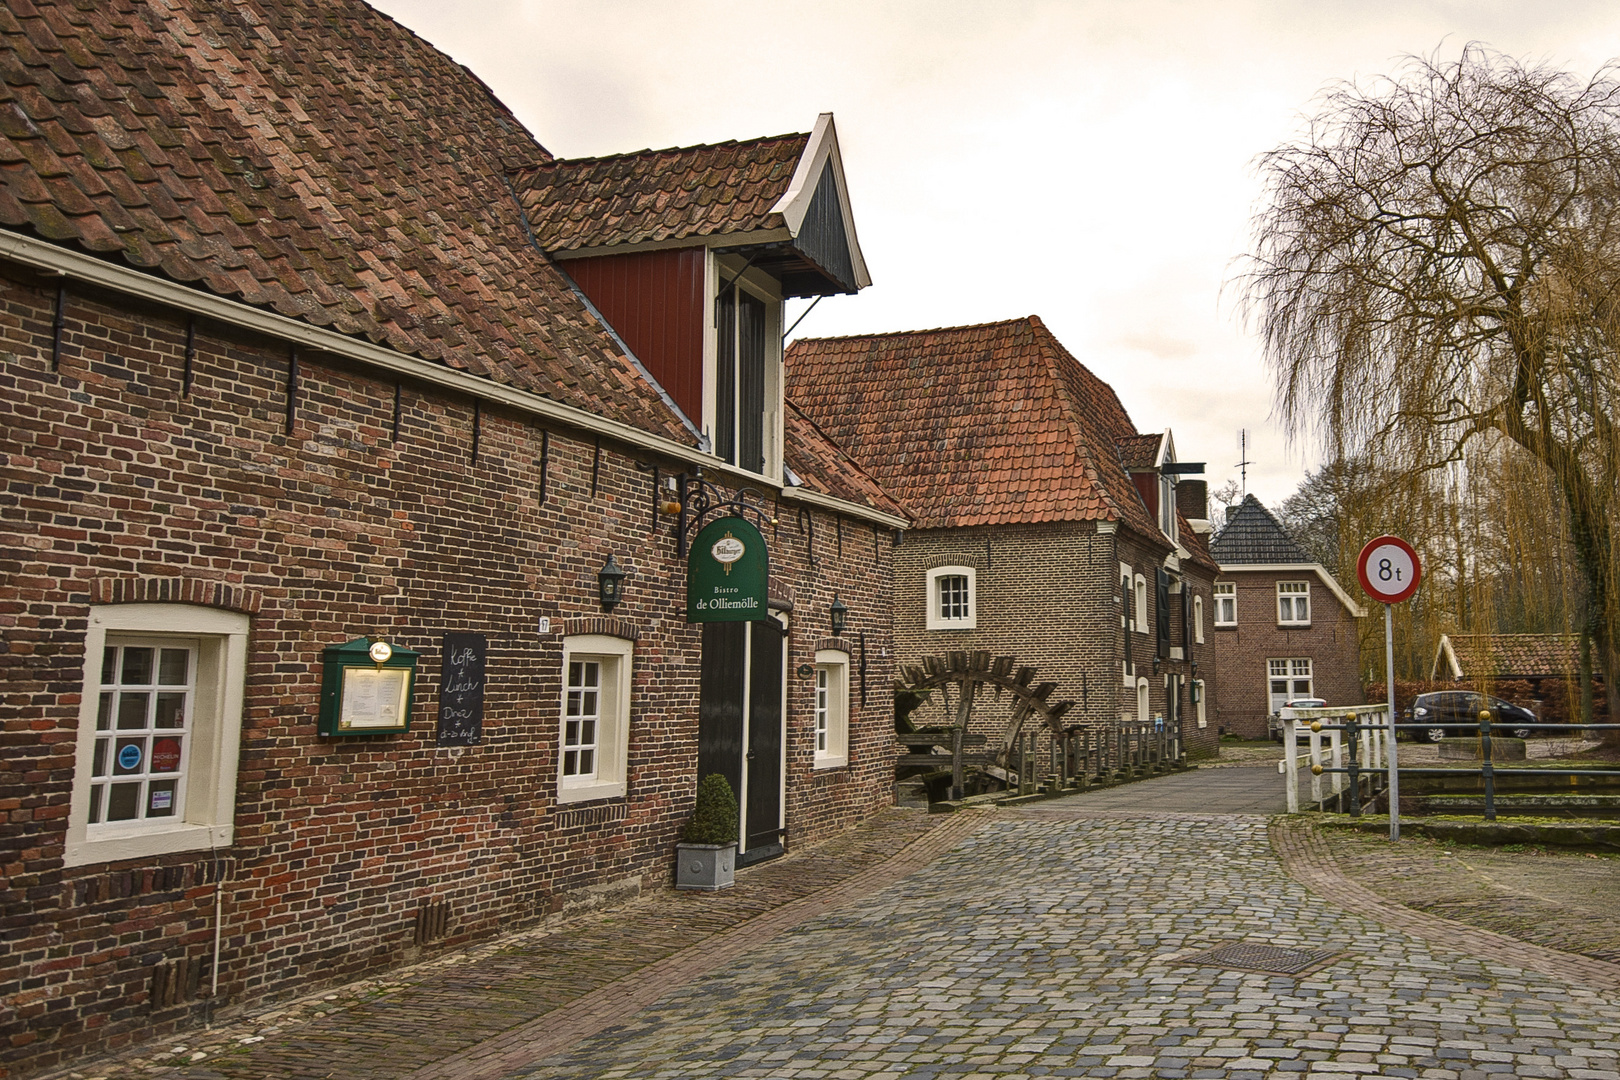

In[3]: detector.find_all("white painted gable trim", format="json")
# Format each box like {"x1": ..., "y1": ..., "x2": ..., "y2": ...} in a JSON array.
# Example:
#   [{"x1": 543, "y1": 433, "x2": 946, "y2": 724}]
[
  {"x1": 1432, "y1": 634, "x2": 1463, "y2": 679},
  {"x1": 768, "y1": 113, "x2": 872, "y2": 289},
  {"x1": 1215, "y1": 562, "x2": 1368, "y2": 618}
]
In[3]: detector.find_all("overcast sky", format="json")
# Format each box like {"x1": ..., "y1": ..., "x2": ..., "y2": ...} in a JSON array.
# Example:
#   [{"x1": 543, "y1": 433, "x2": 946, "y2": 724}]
[{"x1": 371, "y1": 0, "x2": 1620, "y2": 510}]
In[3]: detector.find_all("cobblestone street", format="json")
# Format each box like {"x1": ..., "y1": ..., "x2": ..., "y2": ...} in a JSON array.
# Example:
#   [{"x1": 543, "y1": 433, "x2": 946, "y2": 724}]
[
  {"x1": 513, "y1": 809, "x2": 1620, "y2": 1080},
  {"x1": 50, "y1": 767, "x2": 1620, "y2": 1080}
]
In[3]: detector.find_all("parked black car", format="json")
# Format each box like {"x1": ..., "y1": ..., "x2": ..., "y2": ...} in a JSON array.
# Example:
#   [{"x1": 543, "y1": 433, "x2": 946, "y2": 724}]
[{"x1": 1407, "y1": 691, "x2": 1538, "y2": 742}]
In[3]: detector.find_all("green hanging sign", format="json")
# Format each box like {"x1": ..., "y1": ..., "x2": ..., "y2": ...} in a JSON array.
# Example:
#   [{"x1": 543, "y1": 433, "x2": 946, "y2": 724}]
[{"x1": 687, "y1": 516, "x2": 769, "y2": 622}]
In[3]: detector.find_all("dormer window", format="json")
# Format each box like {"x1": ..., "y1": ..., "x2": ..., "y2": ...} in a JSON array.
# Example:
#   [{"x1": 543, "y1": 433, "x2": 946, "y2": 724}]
[
  {"x1": 712, "y1": 259, "x2": 782, "y2": 476},
  {"x1": 516, "y1": 113, "x2": 870, "y2": 486}
]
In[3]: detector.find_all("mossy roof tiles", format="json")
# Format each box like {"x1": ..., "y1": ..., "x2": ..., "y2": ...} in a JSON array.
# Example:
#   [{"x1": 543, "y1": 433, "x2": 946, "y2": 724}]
[
  {"x1": 512, "y1": 135, "x2": 810, "y2": 254},
  {"x1": 0, "y1": 0, "x2": 689, "y2": 440}
]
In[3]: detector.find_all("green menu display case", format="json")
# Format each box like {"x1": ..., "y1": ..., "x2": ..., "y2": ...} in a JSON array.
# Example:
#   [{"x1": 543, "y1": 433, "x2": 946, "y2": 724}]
[{"x1": 318, "y1": 637, "x2": 419, "y2": 736}]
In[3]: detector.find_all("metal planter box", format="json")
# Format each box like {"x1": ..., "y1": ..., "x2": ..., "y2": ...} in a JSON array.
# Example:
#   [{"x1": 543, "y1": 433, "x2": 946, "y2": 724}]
[{"x1": 674, "y1": 842, "x2": 736, "y2": 891}]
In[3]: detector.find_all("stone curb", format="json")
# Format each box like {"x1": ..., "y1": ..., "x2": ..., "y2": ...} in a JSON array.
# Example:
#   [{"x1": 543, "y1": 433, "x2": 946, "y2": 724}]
[
  {"x1": 1270, "y1": 815, "x2": 1620, "y2": 992},
  {"x1": 1318, "y1": 815, "x2": 1620, "y2": 848},
  {"x1": 408, "y1": 809, "x2": 992, "y2": 1080}
]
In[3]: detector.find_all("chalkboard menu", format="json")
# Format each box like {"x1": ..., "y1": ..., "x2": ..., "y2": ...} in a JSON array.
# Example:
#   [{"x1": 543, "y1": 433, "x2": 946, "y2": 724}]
[{"x1": 436, "y1": 632, "x2": 486, "y2": 746}]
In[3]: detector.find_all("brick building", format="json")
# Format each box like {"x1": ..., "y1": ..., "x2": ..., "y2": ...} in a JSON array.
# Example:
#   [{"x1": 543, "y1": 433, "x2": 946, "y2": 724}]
[
  {"x1": 0, "y1": 2, "x2": 908, "y2": 1075},
  {"x1": 1208, "y1": 495, "x2": 1366, "y2": 738},
  {"x1": 786, "y1": 318, "x2": 1220, "y2": 762}
]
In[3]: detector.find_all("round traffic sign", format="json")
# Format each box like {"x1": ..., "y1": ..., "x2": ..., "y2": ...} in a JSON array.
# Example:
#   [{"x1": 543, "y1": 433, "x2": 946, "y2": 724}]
[{"x1": 1357, "y1": 535, "x2": 1421, "y2": 603}]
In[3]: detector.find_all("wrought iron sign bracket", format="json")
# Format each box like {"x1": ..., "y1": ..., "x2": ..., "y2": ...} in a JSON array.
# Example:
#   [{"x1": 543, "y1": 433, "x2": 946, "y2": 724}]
[{"x1": 676, "y1": 469, "x2": 777, "y2": 557}]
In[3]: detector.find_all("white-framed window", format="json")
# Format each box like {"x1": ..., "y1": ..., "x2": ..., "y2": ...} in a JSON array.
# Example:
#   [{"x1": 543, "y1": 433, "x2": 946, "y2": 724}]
[
  {"x1": 558, "y1": 634, "x2": 633, "y2": 804},
  {"x1": 926, "y1": 565, "x2": 977, "y2": 630},
  {"x1": 1193, "y1": 595, "x2": 1205, "y2": 643},
  {"x1": 709, "y1": 255, "x2": 783, "y2": 479},
  {"x1": 1277, "y1": 581, "x2": 1311, "y2": 625},
  {"x1": 1136, "y1": 677, "x2": 1150, "y2": 723},
  {"x1": 1134, "y1": 574, "x2": 1149, "y2": 635},
  {"x1": 1214, "y1": 582, "x2": 1236, "y2": 626},
  {"x1": 1267, "y1": 658, "x2": 1313, "y2": 713},
  {"x1": 1194, "y1": 679, "x2": 1207, "y2": 728},
  {"x1": 66, "y1": 604, "x2": 248, "y2": 867},
  {"x1": 813, "y1": 649, "x2": 849, "y2": 769}
]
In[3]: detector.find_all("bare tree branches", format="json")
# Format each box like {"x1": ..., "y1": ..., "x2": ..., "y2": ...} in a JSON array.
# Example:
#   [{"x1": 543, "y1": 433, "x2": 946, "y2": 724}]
[{"x1": 1237, "y1": 45, "x2": 1620, "y2": 713}]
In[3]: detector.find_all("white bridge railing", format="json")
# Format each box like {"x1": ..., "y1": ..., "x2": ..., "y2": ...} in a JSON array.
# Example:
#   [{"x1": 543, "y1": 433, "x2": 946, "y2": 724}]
[{"x1": 1279, "y1": 705, "x2": 1390, "y2": 813}]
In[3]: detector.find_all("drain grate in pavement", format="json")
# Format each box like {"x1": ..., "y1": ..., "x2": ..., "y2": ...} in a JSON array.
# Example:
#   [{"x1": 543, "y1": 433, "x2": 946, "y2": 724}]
[{"x1": 1179, "y1": 941, "x2": 1340, "y2": 976}]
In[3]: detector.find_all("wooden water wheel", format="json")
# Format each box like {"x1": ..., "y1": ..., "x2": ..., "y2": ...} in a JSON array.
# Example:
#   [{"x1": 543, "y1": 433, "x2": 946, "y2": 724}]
[{"x1": 899, "y1": 651, "x2": 1076, "y2": 797}]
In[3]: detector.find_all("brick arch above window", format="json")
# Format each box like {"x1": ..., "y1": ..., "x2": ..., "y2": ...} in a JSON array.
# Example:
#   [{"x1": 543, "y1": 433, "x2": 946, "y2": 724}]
[
  {"x1": 558, "y1": 616, "x2": 641, "y2": 642},
  {"x1": 89, "y1": 577, "x2": 263, "y2": 615}
]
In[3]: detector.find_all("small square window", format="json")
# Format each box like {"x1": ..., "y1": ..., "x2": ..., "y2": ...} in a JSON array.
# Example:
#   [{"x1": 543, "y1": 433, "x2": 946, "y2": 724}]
[{"x1": 926, "y1": 566, "x2": 977, "y2": 631}]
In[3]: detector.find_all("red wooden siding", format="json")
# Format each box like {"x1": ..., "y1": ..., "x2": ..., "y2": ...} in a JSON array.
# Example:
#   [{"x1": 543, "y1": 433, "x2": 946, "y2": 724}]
[
  {"x1": 569, "y1": 248, "x2": 707, "y2": 423},
  {"x1": 1130, "y1": 471, "x2": 1158, "y2": 522}
]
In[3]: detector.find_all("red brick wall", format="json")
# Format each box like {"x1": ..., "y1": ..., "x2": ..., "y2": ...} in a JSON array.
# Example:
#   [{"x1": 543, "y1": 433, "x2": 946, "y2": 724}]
[
  {"x1": 891, "y1": 521, "x2": 1218, "y2": 764},
  {"x1": 1208, "y1": 568, "x2": 1365, "y2": 738},
  {"x1": 0, "y1": 273, "x2": 895, "y2": 1077}
]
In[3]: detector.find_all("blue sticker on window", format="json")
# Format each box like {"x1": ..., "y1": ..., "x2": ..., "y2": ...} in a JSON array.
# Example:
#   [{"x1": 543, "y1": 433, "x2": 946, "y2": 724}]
[{"x1": 117, "y1": 743, "x2": 143, "y2": 770}]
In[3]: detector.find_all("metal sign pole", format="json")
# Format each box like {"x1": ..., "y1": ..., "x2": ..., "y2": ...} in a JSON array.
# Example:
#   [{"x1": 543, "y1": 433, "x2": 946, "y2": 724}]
[{"x1": 1385, "y1": 602, "x2": 1399, "y2": 841}]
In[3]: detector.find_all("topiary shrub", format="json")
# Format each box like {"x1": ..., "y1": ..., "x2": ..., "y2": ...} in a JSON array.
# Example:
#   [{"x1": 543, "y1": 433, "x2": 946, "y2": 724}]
[{"x1": 681, "y1": 773, "x2": 739, "y2": 845}]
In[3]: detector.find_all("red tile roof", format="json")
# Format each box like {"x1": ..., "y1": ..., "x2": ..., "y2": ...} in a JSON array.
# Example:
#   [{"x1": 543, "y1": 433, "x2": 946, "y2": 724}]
[
  {"x1": 1442, "y1": 634, "x2": 1583, "y2": 680},
  {"x1": 1117, "y1": 433, "x2": 1162, "y2": 470},
  {"x1": 785, "y1": 316, "x2": 1164, "y2": 538},
  {"x1": 513, "y1": 135, "x2": 810, "y2": 254},
  {"x1": 0, "y1": 0, "x2": 689, "y2": 441},
  {"x1": 784, "y1": 401, "x2": 910, "y2": 522}
]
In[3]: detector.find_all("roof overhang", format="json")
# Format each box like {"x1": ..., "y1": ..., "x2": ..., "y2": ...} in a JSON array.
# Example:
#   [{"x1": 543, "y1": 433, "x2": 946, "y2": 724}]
[
  {"x1": 768, "y1": 112, "x2": 871, "y2": 294},
  {"x1": 1214, "y1": 562, "x2": 1369, "y2": 617},
  {"x1": 0, "y1": 229, "x2": 906, "y2": 530}
]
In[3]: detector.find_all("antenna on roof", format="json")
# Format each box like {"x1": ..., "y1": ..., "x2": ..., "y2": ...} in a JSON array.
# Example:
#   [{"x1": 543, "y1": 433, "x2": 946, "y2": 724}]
[{"x1": 1236, "y1": 429, "x2": 1253, "y2": 497}]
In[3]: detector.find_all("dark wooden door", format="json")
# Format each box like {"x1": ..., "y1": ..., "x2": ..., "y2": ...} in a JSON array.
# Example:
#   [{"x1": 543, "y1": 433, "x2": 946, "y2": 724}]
[
  {"x1": 741, "y1": 617, "x2": 784, "y2": 864},
  {"x1": 697, "y1": 618, "x2": 785, "y2": 868},
  {"x1": 697, "y1": 622, "x2": 746, "y2": 805}
]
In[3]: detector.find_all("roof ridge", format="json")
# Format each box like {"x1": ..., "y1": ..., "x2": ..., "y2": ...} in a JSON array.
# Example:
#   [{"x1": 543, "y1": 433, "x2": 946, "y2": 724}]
[
  {"x1": 792, "y1": 315, "x2": 1044, "y2": 344},
  {"x1": 514, "y1": 132, "x2": 810, "y2": 172}
]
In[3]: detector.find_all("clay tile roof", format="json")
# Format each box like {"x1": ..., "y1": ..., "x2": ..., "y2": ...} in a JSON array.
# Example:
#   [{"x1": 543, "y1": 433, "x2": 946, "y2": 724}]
[
  {"x1": 1210, "y1": 494, "x2": 1312, "y2": 565},
  {"x1": 512, "y1": 134, "x2": 809, "y2": 254},
  {"x1": 1117, "y1": 433, "x2": 1162, "y2": 470},
  {"x1": 784, "y1": 401, "x2": 910, "y2": 522},
  {"x1": 784, "y1": 316, "x2": 1162, "y2": 537},
  {"x1": 0, "y1": 0, "x2": 690, "y2": 443},
  {"x1": 1445, "y1": 634, "x2": 1582, "y2": 680}
]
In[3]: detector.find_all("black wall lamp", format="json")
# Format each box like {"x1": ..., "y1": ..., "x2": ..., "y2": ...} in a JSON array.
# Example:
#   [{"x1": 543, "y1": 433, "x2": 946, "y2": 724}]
[
  {"x1": 829, "y1": 596, "x2": 848, "y2": 637},
  {"x1": 598, "y1": 555, "x2": 627, "y2": 611}
]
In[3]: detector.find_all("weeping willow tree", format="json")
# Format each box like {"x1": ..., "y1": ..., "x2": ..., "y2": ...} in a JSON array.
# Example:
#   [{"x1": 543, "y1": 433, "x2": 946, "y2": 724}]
[{"x1": 1240, "y1": 46, "x2": 1620, "y2": 725}]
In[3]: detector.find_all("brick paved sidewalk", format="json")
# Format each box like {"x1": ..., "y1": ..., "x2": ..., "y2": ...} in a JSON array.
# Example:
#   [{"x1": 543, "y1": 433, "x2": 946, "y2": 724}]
[{"x1": 43, "y1": 808, "x2": 985, "y2": 1080}]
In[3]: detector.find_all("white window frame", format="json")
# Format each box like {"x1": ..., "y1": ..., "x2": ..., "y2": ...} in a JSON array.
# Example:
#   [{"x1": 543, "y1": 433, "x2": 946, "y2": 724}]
[
  {"x1": 65, "y1": 604, "x2": 248, "y2": 867},
  {"x1": 1134, "y1": 574, "x2": 1149, "y2": 635},
  {"x1": 1193, "y1": 594, "x2": 1205, "y2": 644},
  {"x1": 558, "y1": 634, "x2": 634, "y2": 804},
  {"x1": 1194, "y1": 679, "x2": 1207, "y2": 728},
  {"x1": 1214, "y1": 582, "x2": 1236, "y2": 627},
  {"x1": 926, "y1": 565, "x2": 977, "y2": 631},
  {"x1": 1136, "y1": 677, "x2": 1151, "y2": 723},
  {"x1": 704, "y1": 253, "x2": 784, "y2": 481},
  {"x1": 813, "y1": 649, "x2": 849, "y2": 769},
  {"x1": 1267, "y1": 657, "x2": 1313, "y2": 713},
  {"x1": 1277, "y1": 581, "x2": 1311, "y2": 626}
]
